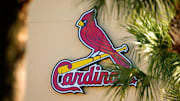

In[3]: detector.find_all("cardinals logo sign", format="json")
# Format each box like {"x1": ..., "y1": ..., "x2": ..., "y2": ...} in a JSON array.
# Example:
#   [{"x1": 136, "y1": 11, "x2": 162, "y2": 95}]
[{"x1": 51, "y1": 9, "x2": 138, "y2": 94}]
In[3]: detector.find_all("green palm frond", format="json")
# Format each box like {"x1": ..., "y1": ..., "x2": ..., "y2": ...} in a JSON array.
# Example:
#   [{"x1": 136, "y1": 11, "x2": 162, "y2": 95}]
[
  {"x1": 105, "y1": 11, "x2": 180, "y2": 101},
  {"x1": 80, "y1": 0, "x2": 176, "y2": 20},
  {"x1": 79, "y1": 0, "x2": 180, "y2": 101},
  {"x1": 163, "y1": 62, "x2": 180, "y2": 101},
  {"x1": 163, "y1": 84, "x2": 180, "y2": 101},
  {"x1": 105, "y1": 64, "x2": 138, "y2": 101},
  {"x1": 126, "y1": 13, "x2": 180, "y2": 101},
  {"x1": 105, "y1": 64, "x2": 159, "y2": 101},
  {"x1": 103, "y1": 11, "x2": 180, "y2": 101}
]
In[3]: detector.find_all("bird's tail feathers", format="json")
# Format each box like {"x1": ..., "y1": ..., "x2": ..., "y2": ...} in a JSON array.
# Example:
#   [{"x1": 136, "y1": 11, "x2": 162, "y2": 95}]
[{"x1": 110, "y1": 52, "x2": 130, "y2": 68}]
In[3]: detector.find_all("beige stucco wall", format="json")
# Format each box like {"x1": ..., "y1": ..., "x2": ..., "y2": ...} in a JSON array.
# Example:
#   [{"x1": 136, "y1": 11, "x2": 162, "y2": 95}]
[{"x1": 24, "y1": 0, "x2": 136, "y2": 101}]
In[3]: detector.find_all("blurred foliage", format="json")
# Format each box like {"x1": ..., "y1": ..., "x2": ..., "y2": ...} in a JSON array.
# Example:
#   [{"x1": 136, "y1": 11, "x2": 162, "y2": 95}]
[
  {"x1": 105, "y1": 14, "x2": 180, "y2": 101},
  {"x1": 0, "y1": 0, "x2": 30, "y2": 101},
  {"x1": 126, "y1": 13, "x2": 180, "y2": 101},
  {"x1": 80, "y1": 0, "x2": 177, "y2": 20},
  {"x1": 80, "y1": 0, "x2": 180, "y2": 101}
]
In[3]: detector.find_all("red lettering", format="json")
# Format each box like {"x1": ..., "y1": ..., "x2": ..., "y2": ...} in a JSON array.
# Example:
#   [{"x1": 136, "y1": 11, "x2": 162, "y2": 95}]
[
  {"x1": 83, "y1": 67, "x2": 94, "y2": 84},
  {"x1": 62, "y1": 73, "x2": 73, "y2": 86}
]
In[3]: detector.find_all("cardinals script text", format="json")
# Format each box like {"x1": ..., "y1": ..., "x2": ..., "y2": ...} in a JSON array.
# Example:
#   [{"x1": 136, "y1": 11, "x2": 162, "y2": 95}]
[{"x1": 51, "y1": 9, "x2": 138, "y2": 94}]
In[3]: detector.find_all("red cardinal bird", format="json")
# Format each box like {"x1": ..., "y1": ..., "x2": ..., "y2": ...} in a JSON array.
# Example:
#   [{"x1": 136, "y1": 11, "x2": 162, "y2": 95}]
[{"x1": 76, "y1": 9, "x2": 130, "y2": 68}]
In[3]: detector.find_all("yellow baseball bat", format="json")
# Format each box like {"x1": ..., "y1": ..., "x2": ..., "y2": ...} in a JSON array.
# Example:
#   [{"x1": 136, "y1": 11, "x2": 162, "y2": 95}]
[{"x1": 58, "y1": 45, "x2": 128, "y2": 74}]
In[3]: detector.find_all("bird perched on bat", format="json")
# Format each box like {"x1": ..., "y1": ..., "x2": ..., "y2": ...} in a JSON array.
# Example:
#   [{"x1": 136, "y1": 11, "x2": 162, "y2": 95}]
[{"x1": 76, "y1": 9, "x2": 130, "y2": 68}]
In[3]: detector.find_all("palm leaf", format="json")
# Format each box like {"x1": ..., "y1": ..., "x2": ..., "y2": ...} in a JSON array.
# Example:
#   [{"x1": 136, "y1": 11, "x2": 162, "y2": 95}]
[
  {"x1": 80, "y1": 0, "x2": 176, "y2": 20},
  {"x1": 126, "y1": 13, "x2": 180, "y2": 101},
  {"x1": 78, "y1": 0, "x2": 180, "y2": 101}
]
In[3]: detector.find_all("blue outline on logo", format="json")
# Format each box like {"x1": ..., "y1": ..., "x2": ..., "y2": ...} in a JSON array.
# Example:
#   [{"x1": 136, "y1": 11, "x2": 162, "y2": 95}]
[
  {"x1": 76, "y1": 9, "x2": 132, "y2": 68},
  {"x1": 51, "y1": 9, "x2": 137, "y2": 94}
]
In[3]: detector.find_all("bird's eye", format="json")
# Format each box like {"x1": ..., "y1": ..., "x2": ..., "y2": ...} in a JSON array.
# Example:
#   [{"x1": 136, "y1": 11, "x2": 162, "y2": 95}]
[{"x1": 84, "y1": 20, "x2": 87, "y2": 23}]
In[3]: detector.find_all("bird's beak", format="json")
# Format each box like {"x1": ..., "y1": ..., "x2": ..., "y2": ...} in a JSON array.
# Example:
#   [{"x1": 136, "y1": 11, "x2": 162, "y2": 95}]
[{"x1": 78, "y1": 21, "x2": 84, "y2": 27}]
